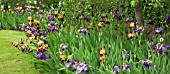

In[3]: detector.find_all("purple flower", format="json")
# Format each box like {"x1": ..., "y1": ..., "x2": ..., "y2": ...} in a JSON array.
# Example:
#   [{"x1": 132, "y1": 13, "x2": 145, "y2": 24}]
[
  {"x1": 36, "y1": 52, "x2": 43, "y2": 60},
  {"x1": 44, "y1": 55, "x2": 51, "y2": 60},
  {"x1": 114, "y1": 8, "x2": 118, "y2": 14},
  {"x1": 148, "y1": 42, "x2": 153, "y2": 47},
  {"x1": 65, "y1": 62, "x2": 71, "y2": 68},
  {"x1": 29, "y1": 27, "x2": 35, "y2": 32},
  {"x1": 155, "y1": 27, "x2": 163, "y2": 35},
  {"x1": 114, "y1": 66, "x2": 121, "y2": 73},
  {"x1": 165, "y1": 16, "x2": 170, "y2": 25},
  {"x1": 42, "y1": 30, "x2": 48, "y2": 37},
  {"x1": 136, "y1": 28, "x2": 142, "y2": 35},
  {"x1": 126, "y1": 18, "x2": 133, "y2": 24},
  {"x1": 60, "y1": 44, "x2": 69, "y2": 52},
  {"x1": 78, "y1": 28, "x2": 87, "y2": 35},
  {"x1": 162, "y1": 44, "x2": 170, "y2": 50},
  {"x1": 49, "y1": 25, "x2": 56, "y2": 33},
  {"x1": 48, "y1": 15, "x2": 54, "y2": 21},
  {"x1": 120, "y1": 3, "x2": 126, "y2": 8},
  {"x1": 76, "y1": 62, "x2": 89, "y2": 74},
  {"x1": 37, "y1": 10, "x2": 43, "y2": 15},
  {"x1": 154, "y1": 65, "x2": 156, "y2": 70},
  {"x1": 36, "y1": 52, "x2": 51, "y2": 60},
  {"x1": 141, "y1": 60, "x2": 152, "y2": 68},
  {"x1": 123, "y1": 64, "x2": 130, "y2": 70}
]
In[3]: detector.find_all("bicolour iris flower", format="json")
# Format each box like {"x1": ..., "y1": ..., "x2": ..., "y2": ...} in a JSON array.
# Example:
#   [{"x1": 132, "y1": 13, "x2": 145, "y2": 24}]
[
  {"x1": 123, "y1": 64, "x2": 130, "y2": 70},
  {"x1": 78, "y1": 28, "x2": 87, "y2": 35},
  {"x1": 155, "y1": 27, "x2": 163, "y2": 35},
  {"x1": 141, "y1": 59, "x2": 152, "y2": 68}
]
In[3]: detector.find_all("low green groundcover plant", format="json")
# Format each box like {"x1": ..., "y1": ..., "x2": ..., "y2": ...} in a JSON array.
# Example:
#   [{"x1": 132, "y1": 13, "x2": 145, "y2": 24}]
[{"x1": 0, "y1": 0, "x2": 170, "y2": 74}]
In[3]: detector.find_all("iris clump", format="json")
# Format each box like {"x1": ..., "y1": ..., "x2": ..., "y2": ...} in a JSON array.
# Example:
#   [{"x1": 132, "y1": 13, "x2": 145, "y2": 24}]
[{"x1": 4, "y1": 1, "x2": 170, "y2": 74}]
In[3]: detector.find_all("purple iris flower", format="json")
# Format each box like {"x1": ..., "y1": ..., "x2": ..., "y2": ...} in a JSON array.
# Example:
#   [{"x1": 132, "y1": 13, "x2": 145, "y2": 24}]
[
  {"x1": 114, "y1": 8, "x2": 118, "y2": 14},
  {"x1": 61, "y1": 44, "x2": 69, "y2": 52},
  {"x1": 48, "y1": 15, "x2": 54, "y2": 21},
  {"x1": 126, "y1": 18, "x2": 133, "y2": 24},
  {"x1": 36, "y1": 52, "x2": 43, "y2": 60},
  {"x1": 154, "y1": 65, "x2": 156, "y2": 70},
  {"x1": 120, "y1": 3, "x2": 126, "y2": 8},
  {"x1": 76, "y1": 14, "x2": 81, "y2": 20},
  {"x1": 65, "y1": 62, "x2": 72, "y2": 68},
  {"x1": 162, "y1": 44, "x2": 170, "y2": 50},
  {"x1": 29, "y1": 27, "x2": 35, "y2": 33},
  {"x1": 114, "y1": 66, "x2": 121, "y2": 73},
  {"x1": 141, "y1": 60, "x2": 152, "y2": 68},
  {"x1": 78, "y1": 28, "x2": 87, "y2": 35},
  {"x1": 148, "y1": 42, "x2": 153, "y2": 47},
  {"x1": 165, "y1": 16, "x2": 170, "y2": 25},
  {"x1": 27, "y1": 7, "x2": 34, "y2": 12},
  {"x1": 44, "y1": 55, "x2": 51, "y2": 60},
  {"x1": 155, "y1": 27, "x2": 163, "y2": 35},
  {"x1": 123, "y1": 64, "x2": 130, "y2": 70},
  {"x1": 114, "y1": 14, "x2": 121, "y2": 21},
  {"x1": 37, "y1": 10, "x2": 43, "y2": 15},
  {"x1": 136, "y1": 28, "x2": 142, "y2": 35},
  {"x1": 42, "y1": 30, "x2": 48, "y2": 37},
  {"x1": 76, "y1": 62, "x2": 89, "y2": 74},
  {"x1": 49, "y1": 25, "x2": 56, "y2": 33}
]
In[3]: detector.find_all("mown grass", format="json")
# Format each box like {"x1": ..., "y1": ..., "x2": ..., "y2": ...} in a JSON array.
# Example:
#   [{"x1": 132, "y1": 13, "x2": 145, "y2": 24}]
[{"x1": 0, "y1": 30, "x2": 37, "y2": 74}]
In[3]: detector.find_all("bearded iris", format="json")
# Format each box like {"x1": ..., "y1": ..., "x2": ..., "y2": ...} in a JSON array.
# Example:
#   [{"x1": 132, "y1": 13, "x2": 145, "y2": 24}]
[
  {"x1": 155, "y1": 27, "x2": 163, "y2": 35},
  {"x1": 114, "y1": 66, "x2": 121, "y2": 74}
]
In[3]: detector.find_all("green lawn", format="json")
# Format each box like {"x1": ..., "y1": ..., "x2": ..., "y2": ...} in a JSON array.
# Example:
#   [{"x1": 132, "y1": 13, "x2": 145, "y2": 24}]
[{"x1": 0, "y1": 30, "x2": 37, "y2": 74}]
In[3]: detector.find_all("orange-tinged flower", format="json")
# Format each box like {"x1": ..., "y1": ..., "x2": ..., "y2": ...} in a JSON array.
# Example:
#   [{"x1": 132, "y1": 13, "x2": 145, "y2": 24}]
[
  {"x1": 54, "y1": 10, "x2": 59, "y2": 15},
  {"x1": 58, "y1": 14, "x2": 63, "y2": 19},
  {"x1": 12, "y1": 42, "x2": 19, "y2": 47},
  {"x1": 60, "y1": 54, "x2": 66, "y2": 62}
]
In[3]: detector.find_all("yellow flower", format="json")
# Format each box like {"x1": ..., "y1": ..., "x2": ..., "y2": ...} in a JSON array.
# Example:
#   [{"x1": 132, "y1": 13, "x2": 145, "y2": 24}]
[
  {"x1": 78, "y1": 9, "x2": 83, "y2": 14},
  {"x1": 130, "y1": 23, "x2": 135, "y2": 28},
  {"x1": 27, "y1": 30, "x2": 32, "y2": 35},
  {"x1": 128, "y1": 33, "x2": 132, "y2": 38},
  {"x1": 12, "y1": 42, "x2": 19, "y2": 47},
  {"x1": 54, "y1": 10, "x2": 59, "y2": 15},
  {"x1": 29, "y1": 36, "x2": 35, "y2": 41},
  {"x1": 58, "y1": 14, "x2": 63, "y2": 19},
  {"x1": 68, "y1": 55, "x2": 73, "y2": 59},
  {"x1": 8, "y1": 9, "x2": 12, "y2": 12},
  {"x1": 38, "y1": 40, "x2": 44, "y2": 46},
  {"x1": 42, "y1": 44, "x2": 48, "y2": 49},
  {"x1": 16, "y1": 3, "x2": 19, "y2": 6},
  {"x1": 100, "y1": 55, "x2": 106, "y2": 61},
  {"x1": 22, "y1": 44, "x2": 28, "y2": 49},
  {"x1": 11, "y1": 11, "x2": 14, "y2": 14},
  {"x1": 60, "y1": 55, "x2": 66, "y2": 60},
  {"x1": 98, "y1": 22, "x2": 104, "y2": 27},
  {"x1": 8, "y1": 6, "x2": 11, "y2": 9},
  {"x1": 132, "y1": 33, "x2": 137, "y2": 38},
  {"x1": 100, "y1": 49, "x2": 106, "y2": 54},
  {"x1": 27, "y1": 16, "x2": 33, "y2": 21}
]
